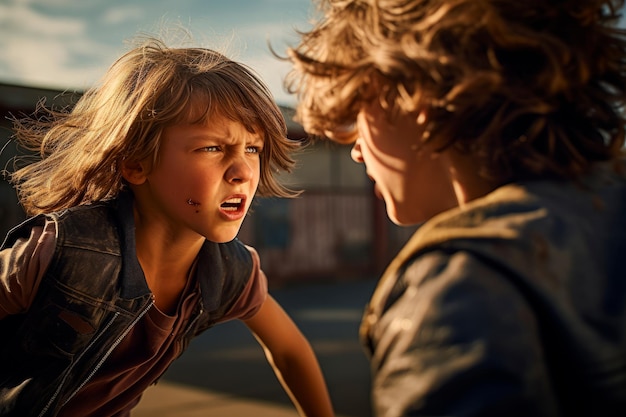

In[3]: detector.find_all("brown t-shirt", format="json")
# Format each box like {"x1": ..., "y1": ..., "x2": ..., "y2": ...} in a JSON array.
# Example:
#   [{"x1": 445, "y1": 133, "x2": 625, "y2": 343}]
[{"x1": 0, "y1": 220, "x2": 268, "y2": 416}]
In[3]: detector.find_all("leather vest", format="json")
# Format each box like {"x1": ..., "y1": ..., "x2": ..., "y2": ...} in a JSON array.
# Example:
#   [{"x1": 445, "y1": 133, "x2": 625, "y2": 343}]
[{"x1": 0, "y1": 194, "x2": 253, "y2": 416}]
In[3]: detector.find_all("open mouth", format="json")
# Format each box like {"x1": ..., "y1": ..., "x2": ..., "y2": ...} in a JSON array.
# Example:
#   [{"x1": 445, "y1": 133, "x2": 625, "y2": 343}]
[
  {"x1": 220, "y1": 197, "x2": 244, "y2": 212},
  {"x1": 367, "y1": 174, "x2": 383, "y2": 200}
]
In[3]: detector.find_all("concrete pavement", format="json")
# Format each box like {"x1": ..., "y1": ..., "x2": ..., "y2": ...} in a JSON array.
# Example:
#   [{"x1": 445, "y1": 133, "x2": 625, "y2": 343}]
[{"x1": 134, "y1": 381, "x2": 311, "y2": 417}]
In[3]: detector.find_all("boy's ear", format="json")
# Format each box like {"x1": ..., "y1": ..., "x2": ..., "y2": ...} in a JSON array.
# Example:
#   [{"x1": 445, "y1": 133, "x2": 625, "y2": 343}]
[{"x1": 121, "y1": 159, "x2": 148, "y2": 185}]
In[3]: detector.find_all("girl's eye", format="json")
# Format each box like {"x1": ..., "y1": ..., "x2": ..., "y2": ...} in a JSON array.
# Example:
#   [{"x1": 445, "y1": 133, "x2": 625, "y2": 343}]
[
  {"x1": 201, "y1": 146, "x2": 221, "y2": 152},
  {"x1": 246, "y1": 146, "x2": 262, "y2": 154}
]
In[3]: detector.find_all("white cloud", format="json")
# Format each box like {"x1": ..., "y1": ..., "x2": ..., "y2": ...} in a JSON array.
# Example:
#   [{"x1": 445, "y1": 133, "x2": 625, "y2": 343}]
[
  {"x1": 0, "y1": 0, "x2": 125, "y2": 89},
  {"x1": 0, "y1": 0, "x2": 312, "y2": 99},
  {"x1": 0, "y1": 1, "x2": 85, "y2": 37},
  {"x1": 101, "y1": 5, "x2": 145, "y2": 25},
  {"x1": 0, "y1": 33, "x2": 118, "y2": 90}
]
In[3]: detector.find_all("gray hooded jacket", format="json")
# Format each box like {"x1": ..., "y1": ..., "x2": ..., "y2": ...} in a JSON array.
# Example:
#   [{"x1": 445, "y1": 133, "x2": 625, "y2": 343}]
[{"x1": 362, "y1": 161, "x2": 626, "y2": 417}]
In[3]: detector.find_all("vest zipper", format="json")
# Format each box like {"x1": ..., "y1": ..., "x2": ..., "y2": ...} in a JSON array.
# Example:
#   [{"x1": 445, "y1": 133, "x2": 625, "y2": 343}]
[
  {"x1": 38, "y1": 298, "x2": 154, "y2": 417},
  {"x1": 173, "y1": 303, "x2": 204, "y2": 358},
  {"x1": 184, "y1": 304, "x2": 204, "y2": 338}
]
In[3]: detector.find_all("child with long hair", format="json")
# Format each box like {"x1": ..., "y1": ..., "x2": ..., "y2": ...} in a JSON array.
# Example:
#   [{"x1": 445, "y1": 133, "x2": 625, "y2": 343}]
[
  {"x1": 285, "y1": 0, "x2": 626, "y2": 416},
  {"x1": 0, "y1": 36, "x2": 335, "y2": 417}
]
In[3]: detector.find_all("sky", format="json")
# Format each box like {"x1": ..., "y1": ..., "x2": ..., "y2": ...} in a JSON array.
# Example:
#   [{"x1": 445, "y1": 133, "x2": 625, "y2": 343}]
[
  {"x1": 0, "y1": 0, "x2": 315, "y2": 106},
  {"x1": 1, "y1": 0, "x2": 625, "y2": 107}
]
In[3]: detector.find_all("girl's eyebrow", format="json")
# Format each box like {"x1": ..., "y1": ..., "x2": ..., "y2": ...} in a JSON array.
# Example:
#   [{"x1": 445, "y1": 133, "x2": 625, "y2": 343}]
[{"x1": 186, "y1": 132, "x2": 264, "y2": 145}]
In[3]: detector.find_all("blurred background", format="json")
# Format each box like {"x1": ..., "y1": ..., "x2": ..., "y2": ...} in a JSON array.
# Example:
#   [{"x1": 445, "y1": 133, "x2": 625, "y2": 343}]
[{"x1": 0, "y1": 1, "x2": 419, "y2": 416}]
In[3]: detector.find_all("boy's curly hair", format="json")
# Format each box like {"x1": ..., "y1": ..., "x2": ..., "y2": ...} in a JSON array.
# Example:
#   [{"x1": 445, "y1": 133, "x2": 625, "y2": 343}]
[{"x1": 286, "y1": 0, "x2": 626, "y2": 182}]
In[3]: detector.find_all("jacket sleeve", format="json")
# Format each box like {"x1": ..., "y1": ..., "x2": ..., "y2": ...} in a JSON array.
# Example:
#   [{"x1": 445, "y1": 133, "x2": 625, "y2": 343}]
[
  {"x1": 0, "y1": 220, "x2": 56, "y2": 319},
  {"x1": 369, "y1": 250, "x2": 559, "y2": 417}
]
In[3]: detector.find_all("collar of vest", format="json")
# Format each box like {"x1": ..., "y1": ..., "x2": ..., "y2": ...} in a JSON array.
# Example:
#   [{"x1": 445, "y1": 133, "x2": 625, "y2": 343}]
[{"x1": 116, "y1": 190, "x2": 151, "y2": 299}]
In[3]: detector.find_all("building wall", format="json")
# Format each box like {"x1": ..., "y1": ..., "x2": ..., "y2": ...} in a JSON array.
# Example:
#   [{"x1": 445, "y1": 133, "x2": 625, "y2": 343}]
[{"x1": 238, "y1": 140, "x2": 417, "y2": 285}]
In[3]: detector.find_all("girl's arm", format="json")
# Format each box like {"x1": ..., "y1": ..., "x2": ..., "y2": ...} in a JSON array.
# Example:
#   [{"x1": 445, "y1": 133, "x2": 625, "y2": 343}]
[
  {"x1": 0, "y1": 223, "x2": 55, "y2": 320},
  {"x1": 243, "y1": 294, "x2": 335, "y2": 417}
]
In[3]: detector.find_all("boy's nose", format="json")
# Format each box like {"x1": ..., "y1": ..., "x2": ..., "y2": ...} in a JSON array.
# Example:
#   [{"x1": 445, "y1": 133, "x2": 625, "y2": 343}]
[{"x1": 351, "y1": 139, "x2": 364, "y2": 163}]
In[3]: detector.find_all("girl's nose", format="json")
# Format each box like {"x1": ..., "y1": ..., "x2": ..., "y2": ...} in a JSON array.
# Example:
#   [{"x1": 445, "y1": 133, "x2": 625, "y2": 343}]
[
  {"x1": 226, "y1": 154, "x2": 255, "y2": 183},
  {"x1": 351, "y1": 139, "x2": 364, "y2": 163}
]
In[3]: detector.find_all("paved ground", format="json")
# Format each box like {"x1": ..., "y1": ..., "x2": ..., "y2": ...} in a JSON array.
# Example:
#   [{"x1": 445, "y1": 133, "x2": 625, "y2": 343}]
[
  {"x1": 135, "y1": 381, "x2": 310, "y2": 417},
  {"x1": 132, "y1": 278, "x2": 378, "y2": 417}
]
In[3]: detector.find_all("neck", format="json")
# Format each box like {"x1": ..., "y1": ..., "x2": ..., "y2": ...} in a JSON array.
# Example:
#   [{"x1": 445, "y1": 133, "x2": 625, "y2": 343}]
[
  {"x1": 131, "y1": 204, "x2": 204, "y2": 314},
  {"x1": 442, "y1": 150, "x2": 501, "y2": 206}
]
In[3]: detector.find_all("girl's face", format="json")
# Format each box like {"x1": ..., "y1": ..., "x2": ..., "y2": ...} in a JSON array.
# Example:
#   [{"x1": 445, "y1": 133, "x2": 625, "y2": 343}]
[
  {"x1": 132, "y1": 115, "x2": 263, "y2": 243},
  {"x1": 352, "y1": 102, "x2": 457, "y2": 225}
]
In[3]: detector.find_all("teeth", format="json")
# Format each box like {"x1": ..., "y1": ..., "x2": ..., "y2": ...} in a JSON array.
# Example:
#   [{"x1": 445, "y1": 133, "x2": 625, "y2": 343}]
[{"x1": 221, "y1": 198, "x2": 243, "y2": 211}]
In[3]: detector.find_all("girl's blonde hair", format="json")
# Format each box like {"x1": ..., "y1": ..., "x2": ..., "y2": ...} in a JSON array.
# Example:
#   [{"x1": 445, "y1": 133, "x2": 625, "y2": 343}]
[
  {"x1": 285, "y1": 0, "x2": 626, "y2": 182},
  {"x1": 11, "y1": 36, "x2": 299, "y2": 215}
]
